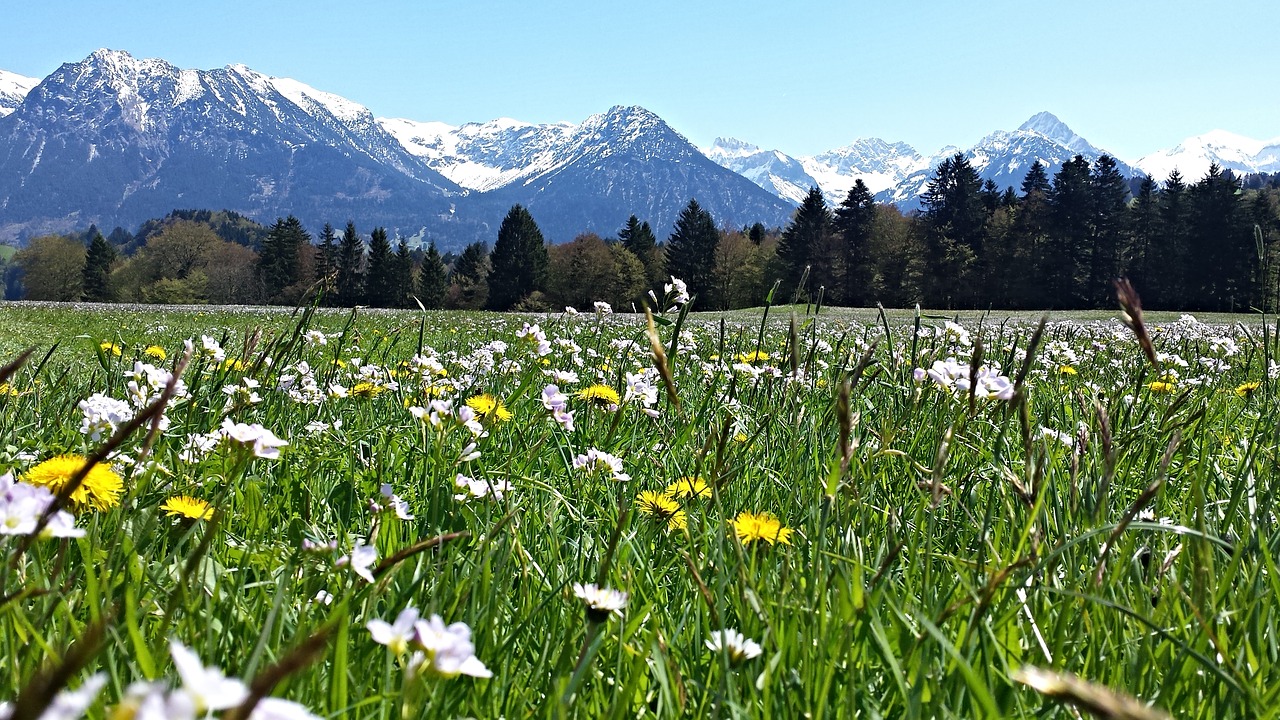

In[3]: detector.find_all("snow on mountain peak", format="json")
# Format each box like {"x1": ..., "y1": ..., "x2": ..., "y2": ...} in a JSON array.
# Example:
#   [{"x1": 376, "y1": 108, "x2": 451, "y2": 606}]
[
  {"x1": 705, "y1": 137, "x2": 762, "y2": 159},
  {"x1": 0, "y1": 69, "x2": 39, "y2": 117},
  {"x1": 1017, "y1": 112, "x2": 1096, "y2": 155},
  {"x1": 1135, "y1": 128, "x2": 1280, "y2": 181}
]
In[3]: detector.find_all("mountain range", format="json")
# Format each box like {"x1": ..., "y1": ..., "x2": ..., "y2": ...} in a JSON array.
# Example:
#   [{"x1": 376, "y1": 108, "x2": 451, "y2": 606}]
[{"x1": 1, "y1": 49, "x2": 1278, "y2": 249}]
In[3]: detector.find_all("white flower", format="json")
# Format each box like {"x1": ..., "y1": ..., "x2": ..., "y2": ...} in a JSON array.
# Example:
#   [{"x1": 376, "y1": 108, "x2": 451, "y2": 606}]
[
  {"x1": 706, "y1": 628, "x2": 763, "y2": 665},
  {"x1": 169, "y1": 640, "x2": 249, "y2": 715},
  {"x1": 378, "y1": 484, "x2": 414, "y2": 520},
  {"x1": 411, "y1": 615, "x2": 492, "y2": 679},
  {"x1": 78, "y1": 392, "x2": 134, "y2": 441},
  {"x1": 219, "y1": 420, "x2": 288, "y2": 459},
  {"x1": 573, "y1": 582, "x2": 628, "y2": 621},
  {"x1": 338, "y1": 542, "x2": 378, "y2": 583},
  {"x1": 303, "y1": 330, "x2": 328, "y2": 346},
  {"x1": 453, "y1": 474, "x2": 512, "y2": 502},
  {"x1": 572, "y1": 448, "x2": 630, "y2": 482},
  {"x1": 200, "y1": 336, "x2": 226, "y2": 362},
  {"x1": 0, "y1": 673, "x2": 106, "y2": 720},
  {"x1": 368, "y1": 606, "x2": 421, "y2": 655},
  {"x1": 249, "y1": 698, "x2": 324, "y2": 720},
  {"x1": 593, "y1": 301, "x2": 613, "y2": 315}
]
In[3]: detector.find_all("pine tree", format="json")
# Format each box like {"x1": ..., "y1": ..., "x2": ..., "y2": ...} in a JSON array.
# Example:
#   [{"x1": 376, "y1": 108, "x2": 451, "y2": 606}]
[
  {"x1": 82, "y1": 231, "x2": 116, "y2": 302},
  {"x1": 1009, "y1": 162, "x2": 1053, "y2": 307},
  {"x1": 364, "y1": 227, "x2": 395, "y2": 307},
  {"x1": 776, "y1": 187, "x2": 834, "y2": 301},
  {"x1": 393, "y1": 239, "x2": 414, "y2": 308},
  {"x1": 832, "y1": 180, "x2": 876, "y2": 306},
  {"x1": 416, "y1": 242, "x2": 448, "y2": 309},
  {"x1": 1146, "y1": 170, "x2": 1191, "y2": 308},
  {"x1": 316, "y1": 223, "x2": 338, "y2": 302},
  {"x1": 449, "y1": 242, "x2": 491, "y2": 309},
  {"x1": 1089, "y1": 155, "x2": 1130, "y2": 305},
  {"x1": 1188, "y1": 164, "x2": 1251, "y2": 310},
  {"x1": 336, "y1": 221, "x2": 365, "y2": 307},
  {"x1": 664, "y1": 199, "x2": 720, "y2": 309},
  {"x1": 258, "y1": 216, "x2": 309, "y2": 302},
  {"x1": 486, "y1": 205, "x2": 549, "y2": 310},
  {"x1": 748, "y1": 223, "x2": 767, "y2": 245},
  {"x1": 921, "y1": 154, "x2": 986, "y2": 308},
  {"x1": 618, "y1": 215, "x2": 662, "y2": 291},
  {"x1": 1046, "y1": 155, "x2": 1094, "y2": 307}
]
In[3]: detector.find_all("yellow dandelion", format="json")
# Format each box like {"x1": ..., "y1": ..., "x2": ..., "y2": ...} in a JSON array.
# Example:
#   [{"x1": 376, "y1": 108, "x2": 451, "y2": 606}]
[
  {"x1": 636, "y1": 490, "x2": 686, "y2": 531},
  {"x1": 665, "y1": 476, "x2": 711, "y2": 500},
  {"x1": 729, "y1": 511, "x2": 793, "y2": 546},
  {"x1": 576, "y1": 384, "x2": 621, "y2": 409},
  {"x1": 1059, "y1": 365, "x2": 1077, "y2": 376},
  {"x1": 144, "y1": 345, "x2": 167, "y2": 361},
  {"x1": 25, "y1": 455, "x2": 123, "y2": 512},
  {"x1": 732, "y1": 432, "x2": 749, "y2": 444},
  {"x1": 99, "y1": 341, "x2": 122, "y2": 357},
  {"x1": 352, "y1": 381, "x2": 387, "y2": 399},
  {"x1": 466, "y1": 393, "x2": 513, "y2": 422},
  {"x1": 221, "y1": 358, "x2": 246, "y2": 372},
  {"x1": 1235, "y1": 381, "x2": 1261, "y2": 398},
  {"x1": 1146, "y1": 380, "x2": 1176, "y2": 394},
  {"x1": 0, "y1": 383, "x2": 21, "y2": 397},
  {"x1": 735, "y1": 350, "x2": 770, "y2": 365},
  {"x1": 160, "y1": 495, "x2": 213, "y2": 521}
]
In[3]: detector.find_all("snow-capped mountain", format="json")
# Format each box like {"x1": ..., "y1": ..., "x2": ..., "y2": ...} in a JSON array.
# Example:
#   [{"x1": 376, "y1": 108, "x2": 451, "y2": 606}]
[
  {"x1": 381, "y1": 106, "x2": 795, "y2": 241},
  {"x1": 702, "y1": 136, "x2": 929, "y2": 206},
  {"x1": 0, "y1": 49, "x2": 466, "y2": 242},
  {"x1": 0, "y1": 69, "x2": 38, "y2": 117},
  {"x1": 1136, "y1": 130, "x2": 1280, "y2": 182},
  {"x1": 877, "y1": 112, "x2": 1138, "y2": 208}
]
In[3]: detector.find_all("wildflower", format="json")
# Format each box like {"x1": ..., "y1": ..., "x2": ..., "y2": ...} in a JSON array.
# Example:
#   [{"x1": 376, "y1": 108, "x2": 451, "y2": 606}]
[
  {"x1": 736, "y1": 350, "x2": 771, "y2": 366},
  {"x1": 1235, "y1": 381, "x2": 1261, "y2": 398},
  {"x1": 218, "y1": 420, "x2": 288, "y2": 459},
  {"x1": 78, "y1": 392, "x2": 134, "y2": 441},
  {"x1": 453, "y1": 473, "x2": 511, "y2": 502},
  {"x1": 729, "y1": 511, "x2": 793, "y2": 546},
  {"x1": 465, "y1": 393, "x2": 513, "y2": 422},
  {"x1": 576, "y1": 384, "x2": 621, "y2": 410},
  {"x1": 0, "y1": 472, "x2": 83, "y2": 538},
  {"x1": 594, "y1": 301, "x2": 613, "y2": 316},
  {"x1": 160, "y1": 496, "x2": 214, "y2": 521},
  {"x1": 665, "y1": 476, "x2": 711, "y2": 499},
  {"x1": 142, "y1": 345, "x2": 167, "y2": 361},
  {"x1": 552, "y1": 407, "x2": 576, "y2": 432},
  {"x1": 169, "y1": 639, "x2": 249, "y2": 715},
  {"x1": 573, "y1": 582, "x2": 628, "y2": 623},
  {"x1": 1059, "y1": 365, "x2": 1078, "y2": 376},
  {"x1": 410, "y1": 615, "x2": 492, "y2": 679},
  {"x1": 378, "y1": 484, "x2": 415, "y2": 520},
  {"x1": 200, "y1": 335, "x2": 226, "y2": 361},
  {"x1": 352, "y1": 381, "x2": 387, "y2": 399},
  {"x1": 706, "y1": 629, "x2": 763, "y2": 665},
  {"x1": 0, "y1": 383, "x2": 19, "y2": 397},
  {"x1": 220, "y1": 358, "x2": 247, "y2": 373},
  {"x1": 99, "y1": 341, "x2": 123, "y2": 357},
  {"x1": 0, "y1": 673, "x2": 106, "y2": 720},
  {"x1": 24, "y1": 455, "x2": 123, "y2": 512},
  {"x1": 368, "y1": 606, "x2": 421, "y2": 656},
  {"x1": 1147, "y1": 380, "x2": 1176, "y2": 394},
  {"x1": 572, "y1": 448, "x2": 631, "y2": 482},
  {"x1": 338, "y1": 542, "x2": 378, "y2": 583},
  {"x1": 636, "y1": 490, "x2": 686, "y2": 531},
  {"x1": 303, "y1": 329, "x2": 328, "y2": 346},
  {"x1": 665, "y1": 276, "x2": 690, "y2": 307}
]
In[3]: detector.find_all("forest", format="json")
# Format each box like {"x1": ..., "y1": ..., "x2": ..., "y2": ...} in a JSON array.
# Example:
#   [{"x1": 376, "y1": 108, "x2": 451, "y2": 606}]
[{"x1": 5, "y1": 155, "x2": 1280, "y2": 312}]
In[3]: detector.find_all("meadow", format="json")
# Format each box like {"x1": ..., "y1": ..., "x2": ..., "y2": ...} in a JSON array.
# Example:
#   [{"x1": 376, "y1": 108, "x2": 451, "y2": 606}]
[{"x1": 0, "y1": 293, "x2": 1276, "y2": 718}]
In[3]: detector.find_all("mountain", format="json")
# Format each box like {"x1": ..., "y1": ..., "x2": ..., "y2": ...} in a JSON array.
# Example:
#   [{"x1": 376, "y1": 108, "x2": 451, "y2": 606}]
[
  {"x1": 1135, "y1": 129, "x2": 1280, "y2": 182},
  {"x1": 381, "y1": 106, "x2": 796, "y2": 241},
  {"x1": 0, "y1": 69, "x2": 38, "y2": 117},
  {"x1": 702, "y1": 136, "x2": 929, "y2": 206},
  {"x1": 0, "y1": 49, "x2": 469, "y2": 243},
  {"x1": 876, "y1": 112, "x2": 1138, "y2": 208}
]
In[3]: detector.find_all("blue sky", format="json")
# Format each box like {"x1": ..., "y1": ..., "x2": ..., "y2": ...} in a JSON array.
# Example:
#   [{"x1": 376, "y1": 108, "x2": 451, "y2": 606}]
[{"x1": 3, "y1": 0, "x2": 1277, "y2": 161}]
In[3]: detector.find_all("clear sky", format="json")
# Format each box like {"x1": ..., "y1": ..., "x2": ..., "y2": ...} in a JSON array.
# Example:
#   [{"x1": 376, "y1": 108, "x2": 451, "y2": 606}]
[{"x1": 2, "y1": 0, "x2": 1277, "y2": 162}]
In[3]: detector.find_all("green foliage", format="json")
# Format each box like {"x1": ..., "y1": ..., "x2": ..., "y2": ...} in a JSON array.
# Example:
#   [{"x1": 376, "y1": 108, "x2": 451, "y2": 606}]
[
  {"x1": 258, "y1": 216, "x2": 311, "y2": 303},
  {"x1": 363, "y1": 227, "x2": 395, "y2": 307},
  {"x1": 545, "y1": 233, "x2": 647, "y2": 309},
  {"x1": 82, "y1": 231, "x2": 117, "y2": 302},
  {"x1": 416, "y1": 242, "x2": 448, "y2": 310},
  {"x1": 447, "y1": 241, "x2": 490, "y2": 309},
  {"x1": 15, "y1": 234, "x2": 86, "y2": 300},
  {"x1": 336, "y1": 221, "x2": 365, "y2": 307},
  {"x1": 665, "y1": 199, "x2": 720, "y2": 309},
  {"x1": 487, "y1": 204, "x2": 549, "y2": 310}
]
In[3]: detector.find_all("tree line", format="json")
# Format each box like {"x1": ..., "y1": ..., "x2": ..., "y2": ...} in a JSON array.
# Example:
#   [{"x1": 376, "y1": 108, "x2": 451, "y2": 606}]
[{"x1": 5, "y1": 162, "x2": 1279, "y2": 312}]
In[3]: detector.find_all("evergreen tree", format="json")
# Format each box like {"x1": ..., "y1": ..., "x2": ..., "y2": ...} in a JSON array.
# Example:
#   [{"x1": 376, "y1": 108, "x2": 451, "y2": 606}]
[
  {"x1": 364, "y1": 227, "x2": 395, "y2": 307},
  {"x1": 664, "y1": 199, "x2": 720, "y2": 309},
  {"x1": 258, "y1": 216, "x2": 308, "y2": 302},
  {"x1": 1127, "y1": 175, "x2": 1161, "y2": 297},
  {"x1": 316, "y1": 223, "x2": 338, "y2": 302},
  {"x1": 832, "y1": 180, "x2": 877, "y2": 306},
  {"x1": 921, "y1": 153, "x2": 987, "y2": 307},
  {"x1": 776, "y1": 187, "x2": 834, "y2": 301},
  {"x1": 336, "y1": 221, "x2": 365, "y2": 307},
  {"x1": 618, "y1": 215, "x2": 662, "y2": 290},
  {"x1": 1147, "y1": 170, "x2": 1191, "y2": 308},
  {"x1": 980, "y1": 179, "x2": 1002, "y2": 213},
  {"x1": 1187, "y1": 164, "x2": 1252, "y2": 310},
  {"x1": 1089, "y1": 155, "x2": 1130, "y2": 304},
  {"x1": 448, "y1": 241, "x2": 491, "y2": 309},
  {"x1": 487, "y1": 204, "x2": 549, "y2": 310},
  {"x1": 1046, "y1": 155, "x2": 1094, "y2": 306},
  {"x1": 416, "y1": 242, "x2": 448, "y2": 309},
  {"x1": 82, "y1": 231, "x2": 116, "y2": 302},
  {"x1": 748, "y1": 222, "x2": 767, "y2": 245},
  {"x1": 393, "y1": 239, "x2": 414, "y2": 308}
]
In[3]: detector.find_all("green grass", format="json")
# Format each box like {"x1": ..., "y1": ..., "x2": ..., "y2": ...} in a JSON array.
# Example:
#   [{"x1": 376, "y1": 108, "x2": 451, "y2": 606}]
[{"x1": 0, "y1": 301, "x2": 1276, "y2": 718}]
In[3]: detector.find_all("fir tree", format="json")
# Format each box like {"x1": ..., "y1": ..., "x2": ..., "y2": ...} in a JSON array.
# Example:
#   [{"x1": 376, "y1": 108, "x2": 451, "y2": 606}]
[
  {"x1": 776, "y1": 187, "x2": 834, "y2": 301},
  {"x1": 1089, "y1": 155, "x2": 1130, "y2": 305},
  {"x1": 416, "y1": 242, "x2": 448, "y2": 309},
  {"x1": 1046, "y1": 155, "x2": 1094, "y2": 307},
  {"x1": 364, "y1": 227, "x2": 395, "y2": 307},
  {"x1": 258, "y1": 216, "x2": 309, "y2": 303},
  {"x1": 921, "y1": 154, "x2": 986, "y2": 308},
  {"x1": 1147, "y1": 170, "x2": 1191, "y2": 308},
  {"x1": 449, "y1": 241, "x2": 491, "y2": 309},
  {"x1": 487, "y1": 205, "x2": 549, "y2": 310},
  {"x1": 82, "y1": 231, "x2": 116, "y2": 302},
  {"x1": 664, "y1": 199, "x2": 720, "y2": 309},
  {"x1": 618, "y1": 215, "x2": 662, "y2": 291},
  {"x1": 394, "y1": 239, "x2": 414, "y2": 308},
  {"x1": 316, "y1": 223, "x2": 338, "y2": 302},
  {"x1": 1126, "y1": 175, "x2": 1161, "y2": 297},
  {"x1": 832, "y1": 179, "x2": 877, "y2": 306},
  {"x1": 336, "y1": 221, "x2": 365, "y2": 307},
  {"x1": 1188, "y1": 164, "x2": 1252, "y2": 310}
]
